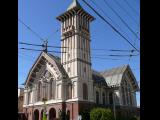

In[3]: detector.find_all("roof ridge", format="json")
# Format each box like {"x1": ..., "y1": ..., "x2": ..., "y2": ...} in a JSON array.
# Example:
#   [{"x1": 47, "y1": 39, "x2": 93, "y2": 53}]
[
  {"x1": 100, "y1": 64, "x2": 128, "y2": 73},
  {"x1": 67, "y1": 0, "x2": 82, "y2": 11}
]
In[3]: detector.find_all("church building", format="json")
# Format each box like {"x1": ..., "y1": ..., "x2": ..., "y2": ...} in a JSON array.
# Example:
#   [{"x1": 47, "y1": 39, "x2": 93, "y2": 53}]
[{"x1": 23, "y1": 0, "x2": 139, "y2": 120}]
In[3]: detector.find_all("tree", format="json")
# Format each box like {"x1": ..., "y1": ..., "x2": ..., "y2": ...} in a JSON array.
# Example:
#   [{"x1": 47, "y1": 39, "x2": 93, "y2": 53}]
[
  {"x1": 42, "y1": 112, "x2": 47, "y2": 120},
  {"x1": 90, "y1": 108, "x2": 114, "y2": 120}
]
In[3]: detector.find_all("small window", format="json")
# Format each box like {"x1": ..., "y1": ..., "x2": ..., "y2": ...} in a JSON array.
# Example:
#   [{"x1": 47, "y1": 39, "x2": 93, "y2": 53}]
[
  {"x1": 68, "y1": 53, "x2": 70, "y2": 59},
  {"x1": 68, "y1": 67, "x2": 70, "y2": 72},
  {"x1": 84, "y1": 67, "x2": 86, "y2": 73}
]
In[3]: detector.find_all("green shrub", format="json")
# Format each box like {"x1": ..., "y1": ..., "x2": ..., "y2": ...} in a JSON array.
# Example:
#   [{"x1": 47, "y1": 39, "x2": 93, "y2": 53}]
[
  {"x1": 129, "y1": 116, "x2": 140, "y2": 120},
  {"x1": 117, "y1": 115, "x2": 140, "y2": 120},
  {"x1": 80, "y1": 109, "x2": 90, "y2": 120},
  {"x1": 42, "y1": 112, "x2": 47, "y2": 120},
  {"x1": 90, "y1": 108, "x2": 114, "y2": 120}
]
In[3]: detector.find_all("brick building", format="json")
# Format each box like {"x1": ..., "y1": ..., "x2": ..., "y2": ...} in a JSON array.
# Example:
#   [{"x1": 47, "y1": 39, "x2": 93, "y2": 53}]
[
  {"x1": 18, "y1": 88, "x2": 24, "y2": 112},
  {"x1": 22, "y1": 0, "x2": 139, "y2": 120}
]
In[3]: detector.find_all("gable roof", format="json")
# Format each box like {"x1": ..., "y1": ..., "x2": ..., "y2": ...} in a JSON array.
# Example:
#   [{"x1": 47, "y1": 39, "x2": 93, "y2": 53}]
[
  {"x1": 100, "y1": 65, "x2": 139, "y2": 91},
  {"x1": 92, "y1": 70, "x2": 106, "y2": 83},
  {"x1": 24, "y1": 52, "x2": 67, "y2": 86}
]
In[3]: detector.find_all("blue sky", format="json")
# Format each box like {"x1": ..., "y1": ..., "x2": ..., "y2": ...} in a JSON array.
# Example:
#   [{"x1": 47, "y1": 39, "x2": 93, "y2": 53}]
[{"x1": 18, "y1": 0, "x2": 140, "y2": 106}]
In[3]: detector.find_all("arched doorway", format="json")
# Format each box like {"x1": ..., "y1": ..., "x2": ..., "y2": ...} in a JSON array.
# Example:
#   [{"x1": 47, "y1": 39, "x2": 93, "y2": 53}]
[
  {"x1": 41, "y1": 109, "x2": 44, "y2": 120},
  {"x1": 34, "y1": 109, "x2": 39, "y2": 120},
  {"x1": 66, "y1": 110, "x2": 70, "y2": 120},
  {"x1": 49, "y1": 108, "x2": 56, "y2": 120}
]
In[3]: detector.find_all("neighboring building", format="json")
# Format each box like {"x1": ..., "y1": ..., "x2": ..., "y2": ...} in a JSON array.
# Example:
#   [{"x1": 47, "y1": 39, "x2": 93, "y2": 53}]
[
  {"x1": 137, "y1": 106, "x2": 140, "y2": 117},
  {"x1": 18, "y1": 88, "x2": 24, "y2": 112},
  {"x1": 22, "y1": 0, "x2": 139, "y2": 120}
]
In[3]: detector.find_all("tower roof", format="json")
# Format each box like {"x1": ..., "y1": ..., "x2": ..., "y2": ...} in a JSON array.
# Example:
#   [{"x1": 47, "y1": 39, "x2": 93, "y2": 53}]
[
  {"x1": 67, "y1": 0, "x2": 82, "y2": 11},
  {"x1": 56, "y1": 0, "x2": 95, "y2": 22}
]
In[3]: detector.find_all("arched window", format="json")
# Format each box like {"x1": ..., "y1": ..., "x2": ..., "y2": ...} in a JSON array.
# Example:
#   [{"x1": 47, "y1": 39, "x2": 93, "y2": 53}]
[
  {"x1": 50, "y1": 79, "x2": 53, "y2": 99},
  {"x1": 126, "y1": 85, "x2": 129, "y2": 105},
  {"x1": 96, "y1": 91, "x2": 99, "y2": 104},
  {"x1": 102, "y1": 92, "x2": 105, "y2": 105},
  {"x1": 109, "y1": 92, "x2": 113, "y2": 105},
  {"x1": 28, "y1": 91, "x2": 31, "y2": 104},
  {"x1": 122, "y1": 86, "x2": 126, "y2": 105},
  {"x1": 73, "y1": 82, "x2": 76, "y2": 97},
  {"x1": 38, "y1": 82, "x2": 42, "y2": 101},
  {"x1": 83, "y1": 83, "x2": 88, "y2": 100},
  {"x1": 128, "y1": 87, "x2": 132, "y2": 106},
  {"x1": 68, "y1": 84, "x2": 72, "y2": 99}
]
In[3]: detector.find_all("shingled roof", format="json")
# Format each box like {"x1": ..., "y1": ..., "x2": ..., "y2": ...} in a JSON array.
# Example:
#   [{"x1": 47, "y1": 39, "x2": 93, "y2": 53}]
[
  {"x1": 100, "y1": 65, "x2": 139, "y2": 91},
  {"x1": 92, "y1": 70, "x2": 106, "y2": 83}
]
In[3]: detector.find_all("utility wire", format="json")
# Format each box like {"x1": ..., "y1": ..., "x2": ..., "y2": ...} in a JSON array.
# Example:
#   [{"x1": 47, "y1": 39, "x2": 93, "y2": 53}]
[
  {"x1": 19, "y1": 42, "x2": 67, "y2": 48},
  {"x1": 19, "y1": 48, "x2": 139, "y2": 62},
  {"x1": 20, "y1": 48, "x2": 66, "y2": 53},
  {"x1": 81, "y1": 0, "x2": 139, "y2": 52},
  {"x1": 90, "y1": 0, "x2": 138, "y2": 45},
  {"x1": 19, "y1": 41, "x2": 137, "y2": 52},
  {"x1": 109, "y1": 54, "x2": 139, "y2": 57},
  {"x1": 123, "y1": 0, "x2": 139, "y2": 17},
  {"x1": 46, "y1": 29, "x2": 59, "y2": 41},
  {"x1": 113, "y1": 0, "x2": 139, "y2": 26},
  {"x1": 103, "y1": 0, "x2": 140, "y2": 41},
  {"x1": 91, "y1": 57, "x2": 121, "y2": 60},
  {"x1": 18, "y1": 18, "x2": 44, "y2": 42}
]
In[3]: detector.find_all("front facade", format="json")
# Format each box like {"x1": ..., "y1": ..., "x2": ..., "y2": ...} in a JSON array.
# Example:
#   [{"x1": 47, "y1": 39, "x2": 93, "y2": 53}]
[{"x1": 22, "y1": 0, "x2": 139, "y2": 120}]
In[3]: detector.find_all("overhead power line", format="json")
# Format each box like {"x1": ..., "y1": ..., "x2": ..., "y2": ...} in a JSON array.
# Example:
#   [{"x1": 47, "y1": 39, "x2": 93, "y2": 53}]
[
  {"x1": 90, "y1": 0, "x2": 138, "y2": 45},
  {"x1": 18, "y1": 18, "x2": 44, "y2": 42},
  {"x1": 46, "y1": 29, "x2": 59, "y2": 41},
  {"x1": 19, "y1": 42, "x2": 67, "y2": 48},
  {"x1": 19, "y1": 41, "x2": 137, "y2": 53},
  {"x1": 113, "y1": 0, "x2": 139, "y2": 26},
  {"x1": 20, "y1": 48, "x2": 66, "y2": 53},
  {"x1": 81, "y1": 0, "x2": 140, "y2": 52},
  {"x1": 109, "y1": 54, "x2": 139, "y2": 57},
  {"x1": 91, "y1": 57, "x2": 121, "y2": 60},
  {"x1": 103, "y1": 0, "x2": 140, "y2": 41},
  {"x1": 123, "y1": 0, "x2": 139, "y2": 17}
]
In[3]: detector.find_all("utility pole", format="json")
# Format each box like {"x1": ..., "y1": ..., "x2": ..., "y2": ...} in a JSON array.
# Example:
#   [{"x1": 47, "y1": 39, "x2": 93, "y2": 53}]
[
  {"x1": 42, "y1": 40, "x2": 48, "y2": 53},
  {"x1": 113, "y1": 91, "x2": 116, "y2": 120}
]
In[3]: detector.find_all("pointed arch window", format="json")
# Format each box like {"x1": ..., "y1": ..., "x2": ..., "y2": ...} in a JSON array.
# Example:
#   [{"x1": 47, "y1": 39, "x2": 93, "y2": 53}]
[
  {"x1": 37, "y1": 82, "x2": 42, "y2": 101},
  {"x1": 109, "y1": 92, "x2": 113, "y2": 105},
  {"x1": 68, "y1": 83, "x2": 72, "y2": 99},
  {"x1": 50, "y1": 79, "x2": 53, "y2": 99},
  {"x1": 122, "y1": 85, "x2": 126, "y2": 105},
  {"x1": 96, "y1": 91, "x2": 99, "y2": 104},
  {"x1": 102, "y1": 92, "x2": 105, "y2": 105},
  {"x1": 28, "y1": 91, "x2": 31, "y2": 104},
  {"x1": 83, "y1": 83, "x2": 88, "y2": 100}
]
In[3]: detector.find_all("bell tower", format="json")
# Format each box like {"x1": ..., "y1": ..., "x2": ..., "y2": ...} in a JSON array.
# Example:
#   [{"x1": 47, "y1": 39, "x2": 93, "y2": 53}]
[{"x1": 57, "y1": 0, "x2": 95, "y2": 102}]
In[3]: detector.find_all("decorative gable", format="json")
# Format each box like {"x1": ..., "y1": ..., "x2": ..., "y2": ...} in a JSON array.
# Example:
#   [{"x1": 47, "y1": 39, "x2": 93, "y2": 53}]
[{"x1": 24, "y1": 52, "x2": 68, "y2": 87}]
